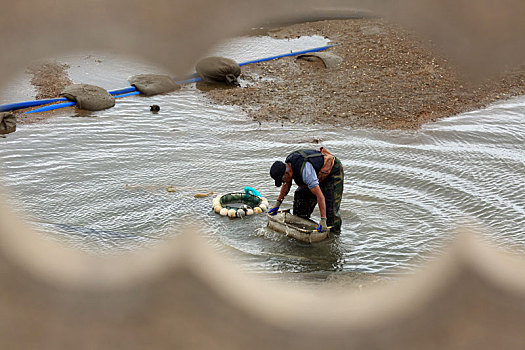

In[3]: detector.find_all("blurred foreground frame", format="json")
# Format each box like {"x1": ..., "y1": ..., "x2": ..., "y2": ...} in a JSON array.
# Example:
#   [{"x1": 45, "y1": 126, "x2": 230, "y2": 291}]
[{"x1": 1, "y1": 0, "x2": 525, "y2": 349}]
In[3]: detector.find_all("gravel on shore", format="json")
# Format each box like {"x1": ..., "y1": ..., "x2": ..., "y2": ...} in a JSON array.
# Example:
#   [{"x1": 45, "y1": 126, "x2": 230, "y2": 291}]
[
  {"x1": 16, "y1": 18, "x2": 525, "y2": 129},
  {"x1": 205, "y1": 18, "x2": 525, "y2": 129}
]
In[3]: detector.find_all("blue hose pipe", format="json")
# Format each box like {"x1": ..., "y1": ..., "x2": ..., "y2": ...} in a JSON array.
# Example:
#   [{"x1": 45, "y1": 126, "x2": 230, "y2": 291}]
[
  {"x1": 113, "y1": 91, "x2": 141, "y2": 99},
  {"x1": 3, "y1": 44, "x2": 336, "y2": 114},
  {"x1": 24, "y1": 101, "x2": 76, "y2": 114},
  {"x1": 238, "y1": 44, "x2": 336, "y2": 66},
  {"x1": 0, "y1": 97, "x2": 68, "y2": 112},
  {"x1": 109, "y1": 86, "x2": 138, "y2": 95}
]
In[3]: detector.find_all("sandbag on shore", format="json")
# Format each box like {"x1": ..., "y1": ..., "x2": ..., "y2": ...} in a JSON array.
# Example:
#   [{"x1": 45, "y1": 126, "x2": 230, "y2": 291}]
[
  {"x1": 61, "y1": 84, "x2": 115, "y2": 111},
  {"x1": 129, "y1": 74, "x2": 180, "y2": 96},
  {"x1": 195, "y1": 57, "x2": 241, "y2": 86},
  {"x1": 0, "y1": 112, "x2": 16, "y2": 134},
  {"x1": 296, "y1": 52, "x2": 343, "y2": 69}
]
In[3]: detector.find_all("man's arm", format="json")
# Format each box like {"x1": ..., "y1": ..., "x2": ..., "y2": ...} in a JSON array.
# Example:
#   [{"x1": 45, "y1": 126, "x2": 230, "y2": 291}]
[
  {"x1": 277, "y1": 180, "x2": 291, "y2": 202},
  {"x1": 310, "y1": 185, "x2": 326, "y2": 218}
]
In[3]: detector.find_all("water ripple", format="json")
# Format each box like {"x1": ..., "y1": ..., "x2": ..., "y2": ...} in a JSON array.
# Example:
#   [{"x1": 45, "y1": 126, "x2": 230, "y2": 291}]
[{"x1": 1, "y1": 49, "x2": 524, "y2": 276}]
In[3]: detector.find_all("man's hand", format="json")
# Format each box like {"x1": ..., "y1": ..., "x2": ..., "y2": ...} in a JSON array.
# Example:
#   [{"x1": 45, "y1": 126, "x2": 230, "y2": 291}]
[
  {"x1": 317, "y1": 217, "x2": 328, "y2": 232},
  {"x1": 267, "y1": 200, "x2": 282, "y2": 215}
]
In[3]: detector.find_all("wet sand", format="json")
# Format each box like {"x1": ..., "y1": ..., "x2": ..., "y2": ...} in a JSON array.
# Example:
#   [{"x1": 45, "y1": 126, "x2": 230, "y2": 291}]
[
  {"x1": 15, "y1": 62, "x2": 74, "y2": 125},
  {"x1": 26, "y1": 62, "x2": 72, "y2": 100},
  {"x1": 17, "y1": 18, "x2": 525, "y2": 130}
]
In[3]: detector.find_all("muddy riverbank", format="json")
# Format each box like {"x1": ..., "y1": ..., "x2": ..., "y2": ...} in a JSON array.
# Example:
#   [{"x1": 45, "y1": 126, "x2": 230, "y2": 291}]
[
  {"x1": 26, "y1": 62, "x2": 73, "y2": 100},
  {"x1": 207, "y1": 18, "x2": 525, "y2": 129},
  {"x1": 15, "y1": 17, "x2": 525, "y2": 130}
]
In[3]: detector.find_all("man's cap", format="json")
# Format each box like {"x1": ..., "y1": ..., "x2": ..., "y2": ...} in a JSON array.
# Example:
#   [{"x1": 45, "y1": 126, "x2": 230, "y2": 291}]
[{"x1": 270, "y1": 161, "x2": 286, "y2": 187}]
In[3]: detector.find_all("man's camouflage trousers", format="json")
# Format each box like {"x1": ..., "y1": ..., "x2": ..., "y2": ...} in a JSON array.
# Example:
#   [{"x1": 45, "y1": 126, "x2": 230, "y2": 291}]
[{"x1": 293, "y1": 157, "x2": 344, "y2": 234}]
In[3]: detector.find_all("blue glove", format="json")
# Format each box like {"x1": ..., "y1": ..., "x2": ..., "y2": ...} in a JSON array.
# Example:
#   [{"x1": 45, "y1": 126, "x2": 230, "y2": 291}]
[
  {"x1": 267, "y1": 200, "x2": 282, "y2": 215},
  {"x1": 316, "y1": 218, "x2": 328, "y2": 232}
]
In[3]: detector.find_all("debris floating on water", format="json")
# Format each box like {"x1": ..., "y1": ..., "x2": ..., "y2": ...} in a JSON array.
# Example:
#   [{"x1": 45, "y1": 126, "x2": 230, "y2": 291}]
[{"x1": 194, "y1": 191, "x2": 214, "y2": 198}]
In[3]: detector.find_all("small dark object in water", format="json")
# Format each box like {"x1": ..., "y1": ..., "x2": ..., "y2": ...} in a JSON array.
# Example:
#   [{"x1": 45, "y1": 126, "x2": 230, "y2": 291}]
[{"x1": 150, "y1": 105, "x2": 160, "y2": 113}]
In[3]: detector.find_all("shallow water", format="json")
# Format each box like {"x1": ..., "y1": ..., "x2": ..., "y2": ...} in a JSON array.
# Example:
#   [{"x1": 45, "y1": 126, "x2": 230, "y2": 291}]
[{"x1": 1, "y1": 35, "x2": 524, "y2": 279}]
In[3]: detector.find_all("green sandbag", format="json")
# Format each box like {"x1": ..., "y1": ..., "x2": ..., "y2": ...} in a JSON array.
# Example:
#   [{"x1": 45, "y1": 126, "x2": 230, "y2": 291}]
[
  {"x1": 128, "y1": 74, "x2": 181, "y2": 96},
  {"x1": 0, "y1": 112, "x2": 16, "y2": 135},
  {"x1": 60, "y1": 84, "x2": 115, "y2": 111},
  {"x1": 195, "y1": 57, "x2": 240, "y2": 86}
]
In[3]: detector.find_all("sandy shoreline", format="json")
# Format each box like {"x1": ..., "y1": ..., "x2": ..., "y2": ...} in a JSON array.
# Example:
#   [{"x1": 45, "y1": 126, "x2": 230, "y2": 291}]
[
  {"x1": 15, "y1": 17, "x2": 525, "y2": 129},
  {"x1": 207, "y1": 18, "x2": 525, "y2": 129}
]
